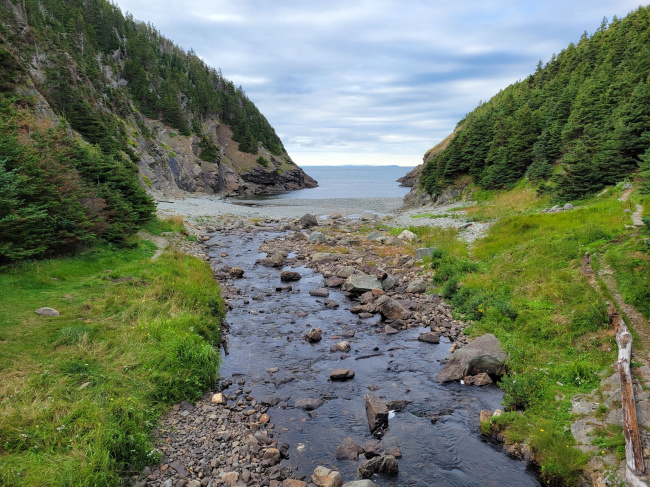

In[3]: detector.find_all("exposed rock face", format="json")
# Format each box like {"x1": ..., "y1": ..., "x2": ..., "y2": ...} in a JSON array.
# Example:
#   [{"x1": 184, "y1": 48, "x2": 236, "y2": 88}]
[
  {"x1": 437, "y1": 333, "x2": 507, "y2": 382},
  {"x1": 345, "y1": 274, "x2": 383, "y2": 295}
]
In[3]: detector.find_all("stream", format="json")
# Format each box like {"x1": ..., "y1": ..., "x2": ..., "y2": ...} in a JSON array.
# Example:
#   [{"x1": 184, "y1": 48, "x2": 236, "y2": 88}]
[{"x1": 208, "y1": 229, "x2": 540, "y2": 487}]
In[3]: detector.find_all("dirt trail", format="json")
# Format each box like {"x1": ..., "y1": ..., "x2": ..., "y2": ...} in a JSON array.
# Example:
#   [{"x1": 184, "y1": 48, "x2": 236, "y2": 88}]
[{"x1": 137, "y1": 231, "x2": 169, "y2": 259}]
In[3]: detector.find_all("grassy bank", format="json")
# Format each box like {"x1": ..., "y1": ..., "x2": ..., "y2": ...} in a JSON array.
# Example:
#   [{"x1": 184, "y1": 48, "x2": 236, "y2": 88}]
[
  {"x1": 0, "y1": 229, "x2": 224, "y2": 486},
  {"x1": 395, "y1": 183, "x2": 646, "y2": 484}
]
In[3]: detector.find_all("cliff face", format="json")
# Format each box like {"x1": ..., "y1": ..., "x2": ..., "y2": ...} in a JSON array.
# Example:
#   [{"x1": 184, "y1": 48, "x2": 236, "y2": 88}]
[
  {"x1": 402, "y1": 130, "x2": 459, "y2": 208},
  {"x1": 134, "y1": 117, "x2": 317, "y2": 200},
  {"x1": 0, "y1": 0, "x2": 316, "y2": 201}
]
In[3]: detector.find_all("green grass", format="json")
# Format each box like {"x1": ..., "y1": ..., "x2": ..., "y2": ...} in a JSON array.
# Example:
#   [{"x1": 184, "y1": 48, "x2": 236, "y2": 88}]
[
  {"x1": 390, "y1": 186, "x2": 639, "y2": 484},
  {"x1": 0, "y1": 235, "x2": 224, "y2": 486},
  {"x1": 410, "y1": 213, "x2": 453, "y2": 219}
]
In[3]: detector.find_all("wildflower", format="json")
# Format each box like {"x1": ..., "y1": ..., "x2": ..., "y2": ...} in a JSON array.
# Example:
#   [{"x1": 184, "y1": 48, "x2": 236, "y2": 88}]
[{"x1": 540, "y1": 429, "x2": 544, "y2": 432}]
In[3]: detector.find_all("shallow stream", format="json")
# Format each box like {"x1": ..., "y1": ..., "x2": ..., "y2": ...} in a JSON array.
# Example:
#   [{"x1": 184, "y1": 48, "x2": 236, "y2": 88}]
[{"x1": 208, "y1": 230, "x2": 540, "y2": 487}]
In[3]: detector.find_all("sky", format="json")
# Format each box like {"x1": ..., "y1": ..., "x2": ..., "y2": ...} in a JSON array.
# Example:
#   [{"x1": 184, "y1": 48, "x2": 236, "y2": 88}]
[{"x1": 113, "y1": 1, "x2": 645, "y2": 166}]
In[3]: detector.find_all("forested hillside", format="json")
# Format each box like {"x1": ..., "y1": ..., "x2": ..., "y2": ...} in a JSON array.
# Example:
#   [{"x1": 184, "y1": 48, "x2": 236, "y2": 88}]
[
  {"x1": 420, "y1": 6, "x2": 650, "y2": 201},
  {"x1": 0, "y1": 0, "x2": 315, "y2": 264}
]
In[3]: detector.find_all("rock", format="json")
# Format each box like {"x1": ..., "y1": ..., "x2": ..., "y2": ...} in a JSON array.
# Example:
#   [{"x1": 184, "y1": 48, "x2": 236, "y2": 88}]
[
  {"x1": 363, "y1": 439, "x2": 385, "y2": 458},
  {"x1": 417, "y1": 332, "x2": 440, "y2": 344},
  {"x1": 309, "y1": 288, "x2": 330, "y2": 298},
  {"x1": 330, "y1": 212, "x2": 343, "y2": 220},
  {"x1": 324, "y1": 299, "x2": 340, "y2": 309},
  {"x1": 398, "y1": 229, "x2": 418, "y2": 242},
  {"x1": 186, "y1": 481, "x2": 201, "y2": 487},
  {"x1": 35, "y1": 307, "x2": 60, "y2": 317},
  {"x1": 366, "y1": 231, "x2": 385, "y2": 242},
  {"x1": 345, "y1": 274, "x2": 382, "y2": 295},
  {"x1": 311, "y1": 252, "x2": 334, "y2": 262},
  {"x1": 330, "y1": 368, "x2": 355, "y2": 381},
  {"x1": 220, "y1": 471, "x2": 239, "y2": 484},
  {"x1": 282, "y1": 481, "x2": 308, "y2": 487},
  {"x1": 336, "y1": 266, "x2": 356, "y2": 278},
  {"x1": 263, "y1": 447, "x2": 282, "y2": 464},
  {"x1": 342, "y1": 481, "x2": 381, "y2": 487},
  {"x1": 229, "y1": 267, "x2": 245, "y2": 278},
  {"x1": 387, "y1": 446, "x2": 402, "y2": 458},
  {"x1": 294, "y1": 398, "x2": 324, "y2": 410},
  {"x1": 464, "y1": 372, "x2": 493, "y2": 386},
  {"x1": 300, "y1": 214, "x2": 318, "y2": 228},
  {"x1": 364, "y1": 394, "x2": 389, "y2": 434},
  {"x1": 381, "y1": 274, "x2": 396, "y2": 291},
  {"x1": 308, "y1": 231, "x2": 329, "y2": 243},
  {"x1": 376, "y1": 295, "x2": 408, "y2": 320},
  {"x1": 479, "y1": 410, "x2": 493, "y2": 424},
  {"x1": 161, "y1": 480, "x2": 173, "y2": 487},
  {"x1": 406, "y1": 279, "x2": 427, "y2": 294},
  {"x1": 311, "y1": 466, "x2": 343, "y2": 487},
  {"x1": 304, "y1": 328, "x2": 323, "y2": 343},
  {"x1": 330, "y1": 341, "x2": 351, "y2": 353},
  {"x1": 359, "y1": 455, "x2": 398, "y2": 478},
  {"x1": 360, "y1": 213, "x2": 375, "y2": 221},
  {"x1": 268, "y1": 251, "x2": 285, "y2": 265},
  {"x1": 211, "y1": 393, "x2": 224, "y2": 404},
  {"x1": 386, "y1": 399, "x2": 410, "y2": 411},
  {"x1": 281, "y1": 271, "x2": 302, "y2": 282},
  {"x1": 335, "y1": 438, "x2": 364, "y2": 460},
  {"x1": 324, "y1": 276, "x2": 345, "y2": 287},
  {"x1": 563, "y1": 203, "x2": 574, "y2": 210},
  {"x1": 254, "y1": 432, "x2": 274, "y2": 445},
  {"x1": 415, "y1": 247, "x2": 437, "y2": 260},
  {"x1": 437, "y1": 333, "x2": 507, "y2": 382},
  {"x1": 384, "y1": 325, "x2": 399, "y2": 335},
  {"x1": 386, "y1": 236, "x2": 403, "y2": 246}
]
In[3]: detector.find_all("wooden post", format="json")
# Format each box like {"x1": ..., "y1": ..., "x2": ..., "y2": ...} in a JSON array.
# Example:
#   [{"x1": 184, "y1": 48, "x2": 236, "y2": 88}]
[{"x1": 610, "y1": 305, "x2": 645, "y2": 475}]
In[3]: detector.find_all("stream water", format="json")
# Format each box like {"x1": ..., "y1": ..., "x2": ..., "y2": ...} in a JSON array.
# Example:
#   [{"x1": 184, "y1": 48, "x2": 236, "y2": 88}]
[{"x1": 208, "y1": 230, "x2": 540, "y2": 487}]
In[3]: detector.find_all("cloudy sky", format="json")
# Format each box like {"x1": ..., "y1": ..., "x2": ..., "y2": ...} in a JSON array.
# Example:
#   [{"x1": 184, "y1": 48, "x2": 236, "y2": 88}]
[{"x1": 114, "y1": 1, "x2": 644, "y2": 166}]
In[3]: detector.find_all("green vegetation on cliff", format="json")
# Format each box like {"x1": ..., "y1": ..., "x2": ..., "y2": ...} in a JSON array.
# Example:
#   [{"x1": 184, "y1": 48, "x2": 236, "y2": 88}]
[
  {"x1": 0, "y1": 230, "x2": 224, "y2": 486},
  {"x1": 421, "y1": 7, "x2": 650, "y2": 201}
]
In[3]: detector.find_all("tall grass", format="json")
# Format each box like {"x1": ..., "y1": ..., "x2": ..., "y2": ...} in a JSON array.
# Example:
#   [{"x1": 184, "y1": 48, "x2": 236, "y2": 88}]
[{"x1": 0, "y1": 237, "x2": 224, "y2": 486}]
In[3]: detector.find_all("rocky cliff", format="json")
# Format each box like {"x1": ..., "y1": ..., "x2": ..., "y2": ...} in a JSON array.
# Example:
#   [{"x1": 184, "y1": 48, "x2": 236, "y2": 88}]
[
  {"x1": 0, "y1": 0, "x2": 317, "y2": 201},
  {"x1": 402, "y1": 130, "x2": 459, "y2": 208}
]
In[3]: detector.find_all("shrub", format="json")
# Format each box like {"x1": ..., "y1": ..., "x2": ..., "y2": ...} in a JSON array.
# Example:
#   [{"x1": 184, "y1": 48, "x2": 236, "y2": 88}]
[{"x1": 256, "y1": 156, "x2": 269, "y2": 167}]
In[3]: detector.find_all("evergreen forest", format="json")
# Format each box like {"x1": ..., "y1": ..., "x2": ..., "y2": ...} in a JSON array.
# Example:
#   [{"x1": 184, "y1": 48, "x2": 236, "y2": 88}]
[
  {"x1": 0, "y1": 0, "x2": 284, "y2": 263},
  {"x1": 420, "y1": 7, "x2": 650, "y2": 201}
]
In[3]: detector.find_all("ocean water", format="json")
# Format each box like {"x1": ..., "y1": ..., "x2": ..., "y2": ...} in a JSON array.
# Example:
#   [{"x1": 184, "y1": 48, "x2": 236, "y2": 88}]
[{"x1": 256, "y1": 165, "x2": 415, "y2": 199}]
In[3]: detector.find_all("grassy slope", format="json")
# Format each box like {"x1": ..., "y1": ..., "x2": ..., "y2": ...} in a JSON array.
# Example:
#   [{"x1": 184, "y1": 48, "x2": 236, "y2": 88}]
[
  {"x1": 0, "y1": 226, "x2": 224, "y2": 486},
  {"x1": 395, "y1": 182, "x2": 647, "y2": 484}
]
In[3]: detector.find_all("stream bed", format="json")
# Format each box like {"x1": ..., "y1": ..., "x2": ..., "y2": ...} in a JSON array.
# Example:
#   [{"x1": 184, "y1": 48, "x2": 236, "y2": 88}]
[{"x1": 209, "y1": 229, "x2": 540, "y2": 487}]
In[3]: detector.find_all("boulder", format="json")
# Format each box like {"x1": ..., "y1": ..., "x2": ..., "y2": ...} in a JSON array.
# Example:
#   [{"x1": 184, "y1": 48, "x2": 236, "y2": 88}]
[
  {"x1": 342, "y1": 481, "x2": 381, "y2": 487},
  {"x1": 330, "y1": 341, "x2": 351, "y2": 353},
  {"x1": 479, "y1": 409, "x2": 493, "y2": 424},
  {"x1": 309, "y1": 288, "x2": 330, "y2": 298},
  {"x1": 563, "y1": 203, "x2": 574, "y2": 210},
  {"x1": 281, "y1": 271, "x2": 302, "y2": 282},
  {"x1": 229, "y1": 267, "x2": 244, "y2": 278},
  {"x1": 268, "y1": 251, "x2": 285, "y2": 265},
  {"x1": 376, "y1": 295, "x2": 408, "y2": 321},
  {"x1": 398, "y1": 229, "x2": 418, "y2": 242},
  {"x1": 294, "y1": 398, "x2": 324, "y2": 410},
  {"x1": 363, "y1": 439, "x2": 385, "y2": 459},
  {"x1": 35, "y1": 307, "x2": 59, "y2": 317},
  {"x1": 311, "y1": 252, "x2": 334, "y2": 263},
  {"x1": 381, "y1": 274, "x2": 396, "y2": 291},
  {"x1": 384, "y1": 325, "x2": 399, "y2": 335},
  {"x1": 406, "y1": 279, "x2": 427, "y2": 294},
  {"x1": 282, "y1": 480, "x2": 308, "y2": 487},
  {"x1": 324, "y1": 299, "x2": 339, "y2": 309},
  {"x1": 464, "y1": 372, "x2": 493, "y2": 386},
  {"x1": 300, "y1": 214, "x2": 318, "y2": 228},
  {"x1": 335, "y1": 438, "x2": 364, "y2": 461},
  {"x1": 417, "y1": 332, "x2": 440, "y2": 344},
  {"x1": 415, "y1": 247, "x2": 437, "y2": 260},
  {"x1": 330, "y1": 369, "x2": 355, "y2": 381},
  {"x1": 364, "y1": 394, "x2": 388, "y2": 434},
  {"x1": 437, "y1": 333, "x2": 507, "y2": 382},
  {"x1": 311, "y1": 466, "x2": 343, "y2": 487},
  {"x1": 366, "y1": 231, "x2": 385, "y2": 242},
  {"x1": 359, "y1": 455, "x2": 399, "y2": 478},
  {"x1": 345, "y1": 274, "x2": 382, "y2": 295},
  {"x1": 330, "y1": 212, "x2": 343, "y2": 220},
  {"x1": 324, "y1": 276, "x2": 345, "y2": 287},
  {"x1": 308, "y1": 231, "x2": 329, "y2": 243},
  {"x1": 336, "y1": 266, "x2": 356, "y2": 278},
  {"x1": 304, "y1": 328, "x2": 323, "y2": 343}
]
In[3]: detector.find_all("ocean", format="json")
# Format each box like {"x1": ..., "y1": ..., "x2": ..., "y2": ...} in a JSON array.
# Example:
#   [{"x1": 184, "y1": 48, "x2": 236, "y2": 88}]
[{"x1": 257, "y1": 165, "x2": 415, "y2": 200}]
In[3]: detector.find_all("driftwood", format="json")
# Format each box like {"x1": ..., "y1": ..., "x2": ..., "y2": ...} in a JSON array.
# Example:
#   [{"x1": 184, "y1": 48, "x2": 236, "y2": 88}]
[{"x1": 610, "y1": 305, "x2": 645, "y2": 476}]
